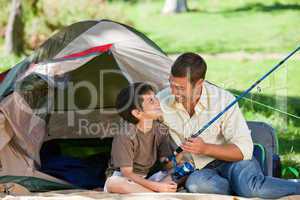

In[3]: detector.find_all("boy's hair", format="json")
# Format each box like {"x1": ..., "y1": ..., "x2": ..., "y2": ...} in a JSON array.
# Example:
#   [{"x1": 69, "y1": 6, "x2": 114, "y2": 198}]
[
  {"x1": 115, "y1": 82, "x2": 154, "y2": 124},
  {"x1": 171, "y1": 52, "x2": 207, "y2": 85}
]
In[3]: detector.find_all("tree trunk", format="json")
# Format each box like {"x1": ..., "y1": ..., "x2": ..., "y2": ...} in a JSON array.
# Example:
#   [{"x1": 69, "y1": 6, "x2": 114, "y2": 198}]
[
  {"x1": 30, "y1": 0, "x2": 39, "y2": 15},
  {"x1": 4, "y1": 0, "x2": 24, "y2": 55},
  {"x1": 162, "y1": 0, "x2": 188, "y2": 14}
]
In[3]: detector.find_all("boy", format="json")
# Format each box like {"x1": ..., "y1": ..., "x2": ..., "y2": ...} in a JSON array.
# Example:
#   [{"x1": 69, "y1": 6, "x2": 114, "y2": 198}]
[{"x1": 104, "y1": 82, "x2": 177, "y2": 193}]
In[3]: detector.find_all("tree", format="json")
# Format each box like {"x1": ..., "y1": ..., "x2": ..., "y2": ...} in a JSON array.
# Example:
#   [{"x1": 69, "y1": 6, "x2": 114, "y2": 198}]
[
  {"x1": 162, "y1": 0, "x2": 188, "y2": 14},
  {"x1": 4, "y1": 0, "x2": 24, "y2": 55},
  {"x1": 29, "y1": 0, "x2": 39, "y2": 15}
]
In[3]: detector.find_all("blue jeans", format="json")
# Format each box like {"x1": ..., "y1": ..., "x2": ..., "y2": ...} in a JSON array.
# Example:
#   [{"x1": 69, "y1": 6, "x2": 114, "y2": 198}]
[{"x1": 185, "y1": 157, "x2": 300, "y2": 199}]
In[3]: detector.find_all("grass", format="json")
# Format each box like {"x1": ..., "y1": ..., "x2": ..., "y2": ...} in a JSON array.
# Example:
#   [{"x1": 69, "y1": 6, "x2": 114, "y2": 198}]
[
  {"x1": 205, "y1": 58, "x2": 299, "y2": 97},
  {"x1": 125, "y1": 0, "x2": 300, "y2": 53},
  {"x1": 0, "y1": 54, "x2": 24, "y2": 72}
]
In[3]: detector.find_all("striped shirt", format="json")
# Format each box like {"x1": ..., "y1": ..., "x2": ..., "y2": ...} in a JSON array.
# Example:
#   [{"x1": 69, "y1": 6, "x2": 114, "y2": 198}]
[{"x1": 157, "y1": 81, "x2": 253, "y2": 170}]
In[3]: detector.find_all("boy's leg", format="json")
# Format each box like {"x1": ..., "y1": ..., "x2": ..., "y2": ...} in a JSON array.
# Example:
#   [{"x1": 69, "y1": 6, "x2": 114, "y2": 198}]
[
  {"x1": 218, "y1": 157, "x2": 300, "y2": 199},
  {"x1": 161, "y1": 174, "x2": 173, "y2": 182},
  {"x1": 105, "y1": 176, "x2": 153, "y2": 193}
]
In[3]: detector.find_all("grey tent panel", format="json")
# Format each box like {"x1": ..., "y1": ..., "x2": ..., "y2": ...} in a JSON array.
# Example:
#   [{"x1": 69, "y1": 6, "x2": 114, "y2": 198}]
[
  {"x1": 31, "y1": 21, "x2": 99, "y2": 63},
  {"x1": 53, "y1": 52, "x2": 129, "y2": 111},
  {"x1": 118, "y1": 21, "x2": 167, "y2": 56},
  {"x1": 247, "y1": 121, "x2": 278, "y2": 176}
]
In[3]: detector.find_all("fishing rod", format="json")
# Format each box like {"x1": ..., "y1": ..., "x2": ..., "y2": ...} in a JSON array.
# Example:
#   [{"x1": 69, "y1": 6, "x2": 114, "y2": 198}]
[{"x1": 172, "y1": 45, "x2": 300, "y2": 156}]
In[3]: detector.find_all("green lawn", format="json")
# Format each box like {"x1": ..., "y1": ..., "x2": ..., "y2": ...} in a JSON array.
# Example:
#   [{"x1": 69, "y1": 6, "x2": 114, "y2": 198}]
[
  {"x1": 0, "y1": 54, "x2": 24, "y2": 72},
  {"x1": 206, "y1": 58, "x2": 299, "y2": 97},
  {"x1": 125, "y1": 0, "x2": 300, "y2": 53}
]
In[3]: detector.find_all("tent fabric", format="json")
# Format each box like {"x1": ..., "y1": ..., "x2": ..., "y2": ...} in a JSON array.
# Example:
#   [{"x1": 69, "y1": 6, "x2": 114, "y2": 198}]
[
  {"x1": 20, "y1": 54, "x2": 97, "y2": 78},
  {"x1": 111, "y1": 40, "x2": 171, "y2": 89},
  {"x1": 49, "y1": 52, "x2": 129, "y2": 110},
  {"x1": 0, "y1": 176, "x2": 76, "y2": 192},
  {"x1": 0, "y1": 59, "x2": 31, "y2": 101},
  {"x1": 45, "y1": 109, "x2": 123, "y2": 140},
  {"x1": 40, "y1": 146, "x2": 110, "y2": 189},
  {"x1": 0, "y1": 19, "x2": 172, "y2": 188},
  {"x1": 53, "y1": 20, "x2": 152, "y2": 59},
  {"x1": 30, "y1": 20, "x2": 100, "y2": 64},
  {"x1": 61, "y1": 44, "x2": 112, "y2": 59},
  {"x1": 0, "y1": 93, "x2": 45, "y2": 163},
  {"x1": 0, "y1": 70, "x2": 10, "y2": 83}
]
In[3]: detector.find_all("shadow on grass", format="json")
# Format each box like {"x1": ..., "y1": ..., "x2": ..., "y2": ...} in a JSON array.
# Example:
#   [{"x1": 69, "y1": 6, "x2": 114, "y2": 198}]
[
  {"x1": 229, "y1": 2, "x2": 300, "y2": 13},
  {"x1": 279, "y1": 136, "x2": 300, "y2": 154},
  {"x1": 199, "y1": 2, "x2": 300, "y2": 14}
]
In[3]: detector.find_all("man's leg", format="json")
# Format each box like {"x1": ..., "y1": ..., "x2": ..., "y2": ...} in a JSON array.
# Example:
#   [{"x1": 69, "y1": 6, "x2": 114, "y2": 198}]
[
  {"x1": 218, "y1": 157, "x2": 300, "y2": 199},
  {"x1": 185, "y1": 168, "x2": 231, "y2": 195},
  {"x1": 105, "y1": 176, "x2": 153, "y2": 193}
]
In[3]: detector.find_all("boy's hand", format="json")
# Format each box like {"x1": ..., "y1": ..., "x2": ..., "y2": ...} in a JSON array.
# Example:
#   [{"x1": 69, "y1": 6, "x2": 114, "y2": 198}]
[
  {"x1": 161, "y1": 152, "x2": 185, "y2": 170},
  {"x1": 154, "y1": 181, "x2": 177, "y2": 192}
]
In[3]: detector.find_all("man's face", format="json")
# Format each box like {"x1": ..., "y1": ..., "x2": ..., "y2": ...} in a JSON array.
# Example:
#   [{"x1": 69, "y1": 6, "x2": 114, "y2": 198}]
[
  {"x1": 169, "y1": 75, "x2": 203, "y2": 104},
  {"x1": 139, "y1": 91, "x2": 162, "y2": 120}
]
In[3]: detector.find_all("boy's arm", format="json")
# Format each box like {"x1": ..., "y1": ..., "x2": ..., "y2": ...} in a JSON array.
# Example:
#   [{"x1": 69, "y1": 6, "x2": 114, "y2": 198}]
[{"x1": 120, "y1": 167, "x2": 177, "y2": 192}]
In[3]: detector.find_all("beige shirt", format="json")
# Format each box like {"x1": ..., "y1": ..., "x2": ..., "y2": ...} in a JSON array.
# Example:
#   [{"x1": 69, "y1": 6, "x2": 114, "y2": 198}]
[{"x1": 157, "y1": 81, "x2": 253, "y2": 170}]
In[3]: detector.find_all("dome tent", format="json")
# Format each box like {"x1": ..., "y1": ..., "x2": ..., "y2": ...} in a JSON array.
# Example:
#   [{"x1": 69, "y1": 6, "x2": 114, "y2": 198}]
[{"x1": 0, "y1": 20, "x2": 172, "y2": 191}]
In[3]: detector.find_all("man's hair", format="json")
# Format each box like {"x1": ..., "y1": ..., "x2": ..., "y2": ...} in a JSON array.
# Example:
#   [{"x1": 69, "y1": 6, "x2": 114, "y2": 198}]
[
  {"x1": 171, "y1": 52, "x2": 207, "y2": 85},
  {"x1": 115, "y1": 82, "x2": 154, "y2": 124}
]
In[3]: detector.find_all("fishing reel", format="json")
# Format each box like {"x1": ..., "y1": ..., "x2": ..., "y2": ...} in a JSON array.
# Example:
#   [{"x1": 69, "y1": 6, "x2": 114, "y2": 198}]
[
  {"x1": 165, "y1": 154, "x2": 195, "y2": 184},
  {"x1": 172, "y1": 161, "x2": 195, "y2": 183},
  {"x1": 161, "y1": 154, "x2": 195, "y2": 185}
]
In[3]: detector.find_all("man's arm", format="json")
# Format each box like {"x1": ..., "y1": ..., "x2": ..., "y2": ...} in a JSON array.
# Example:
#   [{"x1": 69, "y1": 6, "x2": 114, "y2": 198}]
[
  {"x1": 181, "y1": 97, "x2": 253, "y2": 161},
  {"x1": 120, "y1": 167, "x2": 177, "y2": 192}
]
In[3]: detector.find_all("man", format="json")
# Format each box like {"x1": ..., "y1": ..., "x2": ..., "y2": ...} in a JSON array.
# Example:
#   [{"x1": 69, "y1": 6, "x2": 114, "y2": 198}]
[{"x1": 157, "y1": 53, "x2": 300, "y2": 198}]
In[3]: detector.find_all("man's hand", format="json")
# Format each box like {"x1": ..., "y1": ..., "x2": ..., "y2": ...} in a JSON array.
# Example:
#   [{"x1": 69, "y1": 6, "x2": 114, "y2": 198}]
[
  {"x1": 181, "y1": 138, "x2": 244, "y2": 161},
  {"x1": 153, "y1": 181, "x2": 177, "y2": 193},
  {"x1": 181, "y1": 137, "x2": 208, "y2": 155}
]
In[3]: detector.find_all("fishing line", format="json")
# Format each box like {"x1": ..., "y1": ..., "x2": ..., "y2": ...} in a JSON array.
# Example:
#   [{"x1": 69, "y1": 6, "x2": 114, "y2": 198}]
[{"x1": 232, "y1": 92, "x2": 300, "y2": 120}]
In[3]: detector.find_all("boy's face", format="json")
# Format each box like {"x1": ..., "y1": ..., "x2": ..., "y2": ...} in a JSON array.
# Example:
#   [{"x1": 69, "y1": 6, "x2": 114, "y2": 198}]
[{"x1": 138, "y1": 91, "x2": 162, "y2": 120}]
